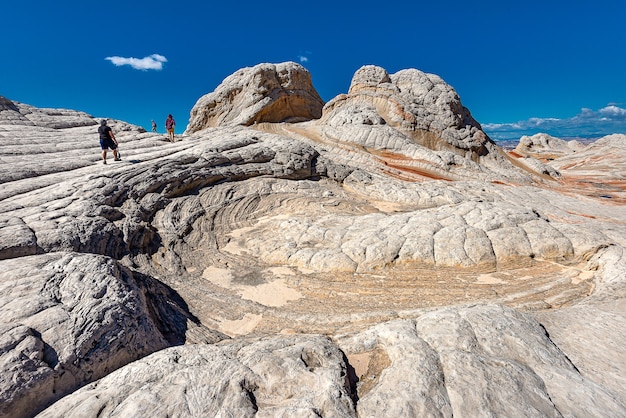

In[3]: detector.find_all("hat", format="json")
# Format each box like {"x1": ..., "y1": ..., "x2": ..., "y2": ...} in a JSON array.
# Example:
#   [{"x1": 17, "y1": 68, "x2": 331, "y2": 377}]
[{"x1": 100, "y1": 119, "x2": 107, "y2": 126}]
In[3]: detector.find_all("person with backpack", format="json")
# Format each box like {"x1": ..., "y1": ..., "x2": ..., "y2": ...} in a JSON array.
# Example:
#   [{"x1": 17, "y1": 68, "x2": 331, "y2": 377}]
[
  {"x1": 98, "y1": 119, "x2": 120, "y2": 164},
  {"x1": 165, "y1": 114, "x2": 176, "y2": 142}
]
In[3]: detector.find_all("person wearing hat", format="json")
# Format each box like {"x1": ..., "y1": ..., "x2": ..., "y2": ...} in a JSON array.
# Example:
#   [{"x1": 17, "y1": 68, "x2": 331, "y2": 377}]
[{"x1": 98, "y1": 119, "x2": 121, "y2": 164}]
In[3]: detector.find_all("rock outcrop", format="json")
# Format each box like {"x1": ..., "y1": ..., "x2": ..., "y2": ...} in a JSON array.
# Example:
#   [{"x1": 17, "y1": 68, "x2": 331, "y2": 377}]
[
  {"x1": 185, "y1": 62, "x2": 324, "y2": 132},
  {"x1": 0, "y1": 95, "x2": 100, "y2": 129},
  {"x1": 0, "y1": 64, "x2": 625, "y2": 417},
  {"x1": 36, "y1": 334, "x2": 357, "y2": 417},
  {"x1": 35, "y1": 304, "x2": 625, "y2": 417},
  {"x1": 321, "y1": 65, "x2": 489, "y2": 154},
  {"x1": 0, "y1": 252, "x2": 225, "y2": 418},
  {"x1": 301, "y1": 64, "x2": 555, "y2": 184},
  {"x1": 513, "y1": 132, "x2": 586, "y2": 159},
  {"x1": 510, "y1": 132, "x2": 626, "y2": 205}
]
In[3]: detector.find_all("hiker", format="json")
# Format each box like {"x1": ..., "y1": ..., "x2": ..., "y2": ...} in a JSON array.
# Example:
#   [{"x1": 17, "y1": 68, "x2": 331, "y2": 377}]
[
  {"x1": 165, "y1": 114, "x2": 176, "y2": 142},
  {"x1": 151, "y1": 119, "x2": 157, "y2": 132},
  {"x1": 98, "y1": 119, "x2": 120, "y2": 164}
]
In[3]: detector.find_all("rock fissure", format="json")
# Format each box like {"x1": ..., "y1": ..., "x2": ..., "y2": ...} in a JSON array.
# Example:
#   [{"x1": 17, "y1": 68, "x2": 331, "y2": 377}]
[{"x1": 2, "y1": 63, "x2": 625, "y2": 417}]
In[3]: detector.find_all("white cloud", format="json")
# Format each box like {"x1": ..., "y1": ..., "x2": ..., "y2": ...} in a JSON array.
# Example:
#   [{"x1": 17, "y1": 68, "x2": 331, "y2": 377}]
[
  {"x1": 578, "y1": 107, "x2": 595, "y2": 117},
  {"x1": 297, "y1": 50, "x2": 312, "y2": 63},
  {"x1": 527, "y1": 117, "x2": 560, "y2": 126},
  {"x1": 482, "y1": 122, "x2": 523, "y2": 130},
  {"x1": 105, "y1": 54, "x2": 168, "y2": 71},
  {"x1": 599, "y1": 105, "x2": 626, "y2": 118},
  {"x1": 483, "y1": 105, "x2": 626, "y2": 141}
]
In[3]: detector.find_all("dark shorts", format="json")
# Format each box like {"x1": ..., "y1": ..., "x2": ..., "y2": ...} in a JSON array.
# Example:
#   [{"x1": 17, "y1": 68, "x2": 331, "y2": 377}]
[{"x1": 100, "y1": 138, "x2": 117, "y2": 150}]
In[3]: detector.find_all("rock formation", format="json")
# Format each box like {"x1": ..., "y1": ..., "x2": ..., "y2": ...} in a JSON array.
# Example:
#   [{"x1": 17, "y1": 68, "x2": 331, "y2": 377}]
[
  {"x1": 0, "y1": 62, "x2": 625, "y2": 417},
  {"x1": 513, "y1": 132, "x2": 586, "y2": 160},
  {"x1": 185, "y1": 62, "x2": 324, "y2": 132}
]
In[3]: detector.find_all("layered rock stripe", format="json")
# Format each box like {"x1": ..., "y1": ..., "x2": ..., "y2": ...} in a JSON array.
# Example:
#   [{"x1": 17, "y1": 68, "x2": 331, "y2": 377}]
[{"x1": 0, "y1": 62, "x2": 624, "y2": 417}]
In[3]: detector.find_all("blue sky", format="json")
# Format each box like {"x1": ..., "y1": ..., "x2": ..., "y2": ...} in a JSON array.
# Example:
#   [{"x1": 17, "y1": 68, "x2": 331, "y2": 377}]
[{"x1": 2, "y1": 0, "x2": 626, "y2": 141}]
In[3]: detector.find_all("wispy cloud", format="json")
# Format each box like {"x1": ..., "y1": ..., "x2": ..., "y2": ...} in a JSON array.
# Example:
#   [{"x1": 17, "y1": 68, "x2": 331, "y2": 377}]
[
  {"x1": 297, "y1": 50, "x2": 312, "y2": 63},
  {"x1": 483, "y1": 105, "x2": 626, "y2": 141},
  {"x1": 105, "y1": 54, "x2": 168, "y2": 71}
]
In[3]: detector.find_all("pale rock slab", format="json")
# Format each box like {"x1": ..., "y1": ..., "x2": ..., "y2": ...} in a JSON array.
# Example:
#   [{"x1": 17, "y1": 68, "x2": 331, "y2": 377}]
[
  {"x1": 0, "y1": 252, "x2": 224, "y2": 418},
  {"x1": 536, "y1": 245, "x2": 626, "y2": 402},
  {"x1": 37, "y1": 335, "x2": 356, "y2": 417},
  {"x1": 338, "y1": 304, "x2": 625, "y2": 417},
  {"x1": 1, "y1": 63, "x2": 625, "y2": 418},
  {"x1": 36, "y1": 304, "x2": 626, "y2": 417}
]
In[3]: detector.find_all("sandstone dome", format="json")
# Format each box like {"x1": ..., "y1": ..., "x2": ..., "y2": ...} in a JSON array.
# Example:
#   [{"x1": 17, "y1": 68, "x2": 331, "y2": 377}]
[
  {"x1": 185, "y1": 62, "x2": 324, "y2": 132},
  {"x1": 0, "y1": 62, "x2": 625, "y2": 417}
]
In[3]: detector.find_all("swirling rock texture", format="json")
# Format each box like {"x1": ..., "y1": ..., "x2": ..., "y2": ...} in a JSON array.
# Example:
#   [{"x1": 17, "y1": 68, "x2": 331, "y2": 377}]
[
  {"x1": 185, "y1": 62, "x2": 325, "y2": 132},
  {"x1": 1, "y1": 62, "x2": 624, "y2": 417}
]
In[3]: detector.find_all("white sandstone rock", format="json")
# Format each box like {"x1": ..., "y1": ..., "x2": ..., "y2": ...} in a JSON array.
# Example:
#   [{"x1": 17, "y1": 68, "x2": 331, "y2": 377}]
[
  {"x1": 1, "y1": 64, "x2": 625, "y2": 417},
  {"x1": 185, "y1": 62, "x2": 324, "y2": 132}
]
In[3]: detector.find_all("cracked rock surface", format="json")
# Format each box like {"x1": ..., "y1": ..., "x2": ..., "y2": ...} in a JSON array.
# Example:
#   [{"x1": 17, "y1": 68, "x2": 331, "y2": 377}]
[{"x1": 0, "y1": 62, "x2": 624, "y2": 417}]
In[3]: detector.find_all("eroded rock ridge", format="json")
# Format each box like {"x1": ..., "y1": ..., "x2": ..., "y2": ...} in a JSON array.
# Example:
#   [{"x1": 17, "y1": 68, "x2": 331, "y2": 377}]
[{"x1": 0, "y1": 62, "x2": 625, "y2": 417}]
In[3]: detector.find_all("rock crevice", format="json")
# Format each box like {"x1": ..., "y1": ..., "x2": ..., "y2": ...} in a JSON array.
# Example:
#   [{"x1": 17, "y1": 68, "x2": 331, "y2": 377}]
[{"x1": 0, "y1": 63, "x2": 625, "y2": 417}]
